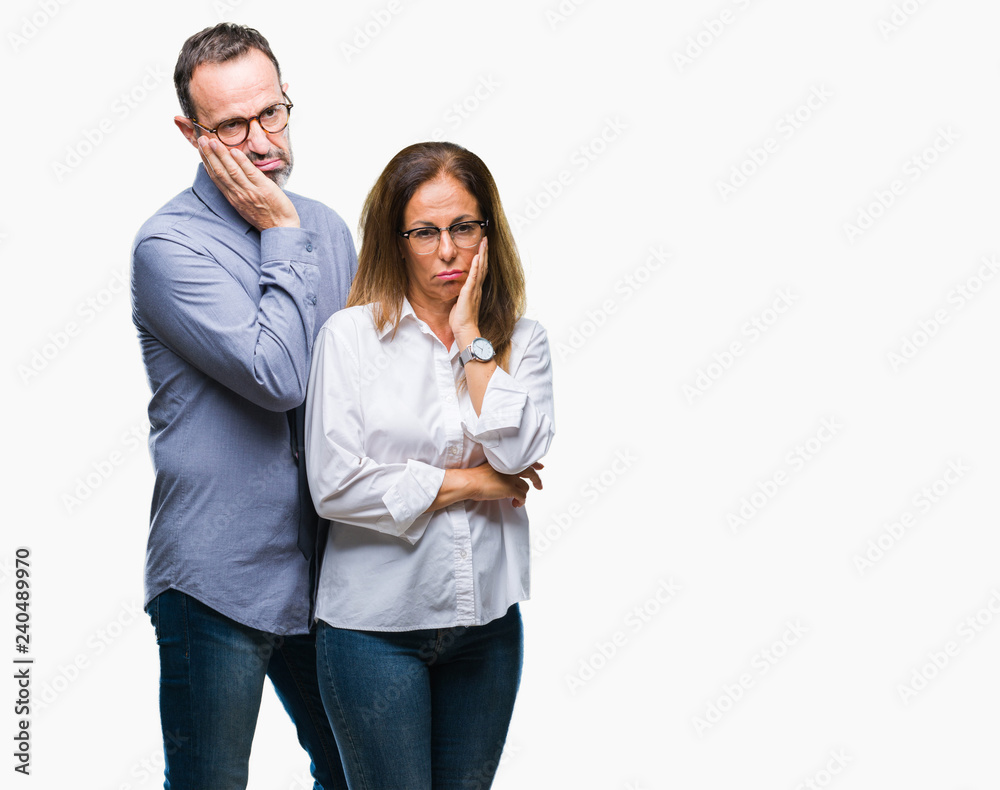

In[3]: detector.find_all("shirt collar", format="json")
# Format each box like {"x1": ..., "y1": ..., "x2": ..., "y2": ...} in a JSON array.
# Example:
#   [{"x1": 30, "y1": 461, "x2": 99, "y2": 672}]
[
  {"x1": 375, "y1": 298, "x2": 416, "y2": 340},
  {"x1": 192, "y1": 165, "x2": 255, "y2": 235},
  {"x1": 375, "y1": 298, "x2": 458, "y2": 356}
]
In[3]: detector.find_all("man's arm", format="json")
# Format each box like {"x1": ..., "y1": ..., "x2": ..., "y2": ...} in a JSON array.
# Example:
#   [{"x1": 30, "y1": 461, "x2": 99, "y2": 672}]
[{"x1": 132, "y1": 226, "x2": 322, "y2": 411}]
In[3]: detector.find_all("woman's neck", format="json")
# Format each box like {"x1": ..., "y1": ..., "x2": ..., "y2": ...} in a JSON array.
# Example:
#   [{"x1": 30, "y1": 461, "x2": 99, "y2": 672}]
[{"x1": 408, "y1": 291, "x2": 456, "y2": 349}]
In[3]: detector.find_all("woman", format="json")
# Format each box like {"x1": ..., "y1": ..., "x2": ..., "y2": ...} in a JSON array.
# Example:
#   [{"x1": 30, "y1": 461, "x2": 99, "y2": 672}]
[{"x1": 304, "y1": 141, "x2": 555, "y2": 789}]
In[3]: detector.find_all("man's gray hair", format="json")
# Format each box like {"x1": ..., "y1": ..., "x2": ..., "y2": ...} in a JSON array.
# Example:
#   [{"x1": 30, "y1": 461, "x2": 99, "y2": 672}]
[{"x1": 174, "y1": 23, "x2": 282, "y2": 120}]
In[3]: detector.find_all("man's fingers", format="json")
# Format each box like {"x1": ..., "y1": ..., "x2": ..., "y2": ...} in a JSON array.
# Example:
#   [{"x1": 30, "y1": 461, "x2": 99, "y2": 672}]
[
  {"x1": 198, "y1": 138, "x2": 255, "y2": 187},
  {"x1": 229, "y1": 146, "x2": 267, "y2": 184},
  {"x1": 197, "y1": 137, "x2": 225, "y2": 180},
  {"x1": 213, "y1": 142, "x2": 254, "y2": 184}
]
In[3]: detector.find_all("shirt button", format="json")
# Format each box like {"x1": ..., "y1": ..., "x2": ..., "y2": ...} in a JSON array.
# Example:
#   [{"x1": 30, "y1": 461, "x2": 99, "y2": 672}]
[
  {"x1": 460, "y1": 550, "x2": 467, "y2": 558},
  {"x1": 306, "y1": 243, "x2": 313, "y2": 252}
]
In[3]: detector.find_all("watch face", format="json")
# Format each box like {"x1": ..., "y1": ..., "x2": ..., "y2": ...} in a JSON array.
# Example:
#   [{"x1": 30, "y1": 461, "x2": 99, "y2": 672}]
[{"x1": 471, "y1": 337, "x2": 494, "y2": 360}]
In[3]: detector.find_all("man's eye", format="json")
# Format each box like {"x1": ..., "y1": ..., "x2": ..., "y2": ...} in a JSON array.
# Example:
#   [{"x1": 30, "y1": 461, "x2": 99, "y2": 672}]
[{"x1": 219, "y1": 119, "x2": 244, "y2": 133}]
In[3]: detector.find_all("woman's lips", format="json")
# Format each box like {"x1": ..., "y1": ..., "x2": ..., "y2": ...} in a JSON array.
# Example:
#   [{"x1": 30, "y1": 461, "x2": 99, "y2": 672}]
[{"x1": 436, "y1": 270, "x2": 464, "y2": 280}]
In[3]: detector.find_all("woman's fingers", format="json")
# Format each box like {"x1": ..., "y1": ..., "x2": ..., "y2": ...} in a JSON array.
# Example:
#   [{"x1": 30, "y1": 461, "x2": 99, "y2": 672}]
[{"x1": 517, "y1": 465, "x2": 544, "y2": 490}]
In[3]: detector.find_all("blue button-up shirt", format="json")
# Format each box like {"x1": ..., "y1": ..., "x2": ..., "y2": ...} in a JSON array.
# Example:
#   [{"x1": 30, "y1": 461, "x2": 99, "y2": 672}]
[{"x1": 130, "y1": 166, "x2": 356, "y2": 635}]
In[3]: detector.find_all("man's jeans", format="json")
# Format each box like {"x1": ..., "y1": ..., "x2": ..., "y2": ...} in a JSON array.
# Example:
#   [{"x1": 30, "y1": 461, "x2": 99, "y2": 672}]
[
  {"x1": 315, "y1": 603, "x2": 523, "y2": 790},
  {"x1": 148, "y1": 589, "x2": 347, "y2": 790}
]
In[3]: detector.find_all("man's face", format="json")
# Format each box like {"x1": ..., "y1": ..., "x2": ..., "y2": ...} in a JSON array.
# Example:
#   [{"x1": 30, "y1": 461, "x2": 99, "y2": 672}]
[{"x1": 175, "y1": 48, "x2": 294, "y2": 187}]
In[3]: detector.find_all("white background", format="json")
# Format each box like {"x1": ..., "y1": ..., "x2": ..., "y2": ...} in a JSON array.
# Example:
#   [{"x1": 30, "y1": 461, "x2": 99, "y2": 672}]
[{"x1": 5, "y1": 0, "x2": 1000, "y2": 787}]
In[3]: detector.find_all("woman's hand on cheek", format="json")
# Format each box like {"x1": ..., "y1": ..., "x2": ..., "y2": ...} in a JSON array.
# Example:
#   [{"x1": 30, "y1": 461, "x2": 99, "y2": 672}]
[{"x1": 450, "y1": 237, "x2": 487, "y2": 346}]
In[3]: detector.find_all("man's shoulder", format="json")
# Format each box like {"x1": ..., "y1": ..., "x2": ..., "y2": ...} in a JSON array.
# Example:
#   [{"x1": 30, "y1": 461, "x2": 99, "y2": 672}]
[
  {"x1": 132, "y1": 184, "x2": 209, "y2": 253},
  {"x1": 285, "y1": 189, "x2": 350, "y2": 236}
]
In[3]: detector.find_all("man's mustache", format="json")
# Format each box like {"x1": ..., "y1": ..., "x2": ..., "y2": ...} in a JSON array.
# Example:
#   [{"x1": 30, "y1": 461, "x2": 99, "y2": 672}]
[{"x1": 246, "y1": 149, "x2": 288, "y2": 164}]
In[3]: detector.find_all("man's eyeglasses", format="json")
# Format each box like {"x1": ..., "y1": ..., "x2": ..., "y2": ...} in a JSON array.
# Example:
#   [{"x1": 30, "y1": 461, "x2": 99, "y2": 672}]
[
  {"x1": 398, "y1": 220, "x2": 489, "y2": 255},
  {"x1": 190, "y1": 94, "x2": 293, "y2": 146}
]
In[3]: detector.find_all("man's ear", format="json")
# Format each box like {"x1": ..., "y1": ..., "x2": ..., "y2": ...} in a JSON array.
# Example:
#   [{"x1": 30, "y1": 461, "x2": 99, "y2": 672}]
[
  {"x1": 174, "y1": 116, "x2": 199, "y2": 148},
  {"x1": 282, "y1": 81, "x2": 289, "y2": 96}
]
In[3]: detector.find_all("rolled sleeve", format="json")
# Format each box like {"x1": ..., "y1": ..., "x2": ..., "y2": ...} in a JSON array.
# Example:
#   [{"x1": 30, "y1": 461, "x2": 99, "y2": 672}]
[
  {"x1": 379, "y1": 460, "x2": 447, "y2": 543},
  {"x1": 460, "y1": 321, "x2": 555, "y2": 473},
  {"x1": 461, "y1": 370, "x2": 529, "y2": 448}
]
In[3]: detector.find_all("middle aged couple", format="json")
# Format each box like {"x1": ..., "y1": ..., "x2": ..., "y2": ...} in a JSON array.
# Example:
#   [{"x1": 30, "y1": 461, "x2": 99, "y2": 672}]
[{"x1": 130, "y1": 21, "x2": 555, "y2": 790}]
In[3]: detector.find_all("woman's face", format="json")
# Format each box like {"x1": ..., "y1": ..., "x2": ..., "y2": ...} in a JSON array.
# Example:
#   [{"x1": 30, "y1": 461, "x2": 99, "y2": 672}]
[{"x1": 399, "y1": 174, "x2": 483, "y2": 309}]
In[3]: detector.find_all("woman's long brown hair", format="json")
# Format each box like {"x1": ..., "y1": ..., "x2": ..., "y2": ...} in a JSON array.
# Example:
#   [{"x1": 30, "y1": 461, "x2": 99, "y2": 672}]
[{"x1": 347, "y1": 141, "x2": 526, "y2": 370}]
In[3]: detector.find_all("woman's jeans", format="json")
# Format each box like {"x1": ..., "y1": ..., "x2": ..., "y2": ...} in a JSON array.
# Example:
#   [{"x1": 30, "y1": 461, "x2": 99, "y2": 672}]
[
  {"x1": 315, "y1": 604, "x2": 523, "y2": 790},
  {"x1": 148, "y1": 588, "x2": 347, "y2": 790}
]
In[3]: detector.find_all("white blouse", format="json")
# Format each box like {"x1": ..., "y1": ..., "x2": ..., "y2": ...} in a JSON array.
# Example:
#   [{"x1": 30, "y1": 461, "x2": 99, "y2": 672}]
[{"x1": 304, "y1": 299, "x2": 555, "y2": 631}]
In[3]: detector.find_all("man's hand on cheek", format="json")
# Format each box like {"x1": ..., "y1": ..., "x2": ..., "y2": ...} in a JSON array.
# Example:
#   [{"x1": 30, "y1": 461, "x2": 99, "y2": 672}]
[{"x1": 197, "y1": 137, "x2": 300, "y2": 230}]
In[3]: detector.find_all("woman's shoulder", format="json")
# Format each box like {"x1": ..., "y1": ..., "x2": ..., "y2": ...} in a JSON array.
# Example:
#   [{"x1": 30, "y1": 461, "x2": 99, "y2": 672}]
[
  {"x1": 512, "y1": 315, "x2": 547, "y2": 343},
  {"x1": 508, "y1": 315, "x2": 549, "y2": 368},
  {"x1": 319, "y1": 303, "x2": 378, "y2": 336}
]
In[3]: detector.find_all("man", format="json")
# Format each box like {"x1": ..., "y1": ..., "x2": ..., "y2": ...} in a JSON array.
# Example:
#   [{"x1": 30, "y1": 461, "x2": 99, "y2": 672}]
[{"x1": 130, "y1": 23, "x2": 354, "y2": 789}]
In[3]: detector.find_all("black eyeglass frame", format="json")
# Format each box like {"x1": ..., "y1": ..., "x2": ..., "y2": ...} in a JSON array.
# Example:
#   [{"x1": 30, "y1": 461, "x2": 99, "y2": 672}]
[
  {"x1": 190, "y1": 93, "x2": 294, "y2": 146},
  {"x1": 398, "y1": 220, "x2": 489, "y2": 254}
]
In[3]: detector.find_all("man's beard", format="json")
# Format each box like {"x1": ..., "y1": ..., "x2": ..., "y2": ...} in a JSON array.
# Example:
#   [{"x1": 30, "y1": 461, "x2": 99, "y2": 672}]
[{"x1": 248, "y1": 145, "x2": 294, "y2": 188}]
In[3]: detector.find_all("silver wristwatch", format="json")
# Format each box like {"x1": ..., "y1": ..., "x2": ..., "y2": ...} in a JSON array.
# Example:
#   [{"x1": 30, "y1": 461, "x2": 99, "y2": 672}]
[{"x1": 459, "y1": 337, "x2": 495, "y2": 367}]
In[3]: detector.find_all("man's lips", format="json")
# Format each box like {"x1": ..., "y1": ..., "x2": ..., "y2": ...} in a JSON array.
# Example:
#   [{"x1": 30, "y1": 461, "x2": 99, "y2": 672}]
[
  {"x1": 253, "y1": 158, "x2": 283, "y2": 171},
  {"x1": 436, "y1": 270, "x2": 464, "y2": 280}
]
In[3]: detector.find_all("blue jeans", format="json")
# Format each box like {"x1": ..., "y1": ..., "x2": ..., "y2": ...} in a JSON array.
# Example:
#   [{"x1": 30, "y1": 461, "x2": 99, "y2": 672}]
[
  {"x1": 315, "y1": 604, "x2": 523, "y2": 790},
  {"x1": 148, "y1": 589, "x2": 348, "y2": 790}
]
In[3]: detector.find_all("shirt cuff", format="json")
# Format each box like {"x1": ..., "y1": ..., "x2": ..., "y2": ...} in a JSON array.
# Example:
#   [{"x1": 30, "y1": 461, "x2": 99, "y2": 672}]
[
  {"x1": 461, "y1": 368, "x2": 528, "y2": 448},
  {"x1": 378, "y1": 459, "x2": 446, "y2": 544},
  {"x1": 260, "y1": 226, "x2": 321, "y2": 267}
]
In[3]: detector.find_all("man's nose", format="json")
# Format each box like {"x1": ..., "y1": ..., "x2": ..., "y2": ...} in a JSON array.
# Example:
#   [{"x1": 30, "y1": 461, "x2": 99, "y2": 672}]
[{"x1": 243, "y1": 119, "x2": 271, "y2": 155}]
